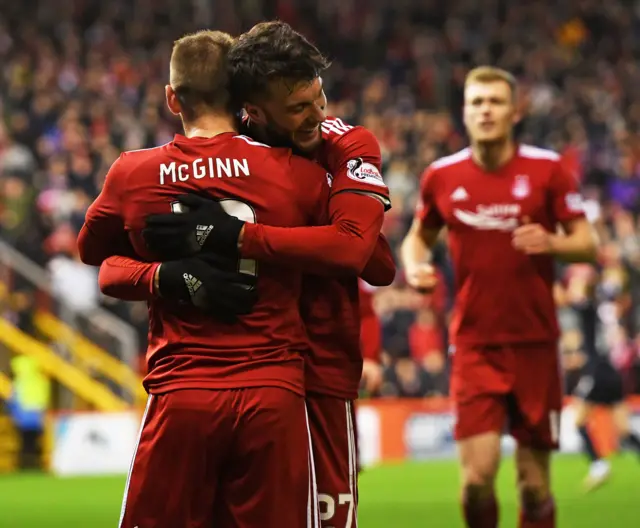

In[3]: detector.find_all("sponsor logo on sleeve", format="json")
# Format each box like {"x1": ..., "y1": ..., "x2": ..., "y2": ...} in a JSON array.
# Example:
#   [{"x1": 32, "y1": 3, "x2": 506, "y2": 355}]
[
  {"x1": 565, "y1": 192, "x2": 584, "y2": 213},
  {"x1": 346, "y1": 158, "x2": 386, "y2": 188}
]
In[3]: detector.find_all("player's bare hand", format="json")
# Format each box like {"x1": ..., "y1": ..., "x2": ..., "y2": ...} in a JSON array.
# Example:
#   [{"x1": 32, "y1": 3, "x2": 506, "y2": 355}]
[
  {"x1": 405, "y1": 263, "x2": 438, "y2": 293},
  {"x1": 360, "y1": 359, "x2": 383, "y2": 394},
  {"x1": 512, "y1": 217, "x2": 554, "y2": 255}
]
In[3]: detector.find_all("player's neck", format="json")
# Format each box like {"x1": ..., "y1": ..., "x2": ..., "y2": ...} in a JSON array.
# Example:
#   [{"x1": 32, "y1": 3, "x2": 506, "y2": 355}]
[
  {"x1": 182, "y1": 114, "x2": 237, "y2": 139},
  {"x1": 471, "y1": 139, "x2": 516, "y2": 172}
]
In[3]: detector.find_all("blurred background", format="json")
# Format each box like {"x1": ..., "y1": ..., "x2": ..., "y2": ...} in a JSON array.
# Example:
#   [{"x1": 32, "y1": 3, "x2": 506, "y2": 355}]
[{"x1": 0, "y1": 0, "x2": 639, "y2": 527}]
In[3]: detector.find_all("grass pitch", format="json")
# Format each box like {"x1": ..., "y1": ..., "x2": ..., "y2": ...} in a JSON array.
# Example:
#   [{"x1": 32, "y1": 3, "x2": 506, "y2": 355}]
[{"x1": 0, "y1": 455, "x2": 637, "y2": 527}]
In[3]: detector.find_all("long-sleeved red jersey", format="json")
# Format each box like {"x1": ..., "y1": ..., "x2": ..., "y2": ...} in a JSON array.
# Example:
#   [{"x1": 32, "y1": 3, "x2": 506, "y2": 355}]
[
  {"x1": 79, "y1": 133, "x2": 331, "y2": 397},
  {"x1": 95, "y1": 118, "x2": 396, "y2": 399}
]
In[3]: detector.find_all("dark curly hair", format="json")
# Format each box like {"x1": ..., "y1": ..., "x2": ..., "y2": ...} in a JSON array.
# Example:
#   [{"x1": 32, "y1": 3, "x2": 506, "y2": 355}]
[{"x1": 228, "y1": 21, "x2": 330, "y2": 104}]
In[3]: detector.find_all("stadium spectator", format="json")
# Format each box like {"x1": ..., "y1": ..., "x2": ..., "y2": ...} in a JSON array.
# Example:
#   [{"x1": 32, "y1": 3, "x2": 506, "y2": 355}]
[{"x1": 0, "y1": 0, "x2": 639, "y2": 396}]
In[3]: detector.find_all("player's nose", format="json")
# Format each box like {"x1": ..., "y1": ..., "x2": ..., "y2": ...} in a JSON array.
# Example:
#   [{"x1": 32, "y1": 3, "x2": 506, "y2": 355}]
[{"x1": 311, "y1": 103, "x2": 326, "y2": 123}]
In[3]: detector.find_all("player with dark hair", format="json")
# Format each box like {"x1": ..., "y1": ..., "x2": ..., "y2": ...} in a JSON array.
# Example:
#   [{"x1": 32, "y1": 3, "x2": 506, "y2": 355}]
[
  {"x1": 78, "y1": 30, "x2": 330, "y2": 528},
  {"x1": 98, "y1": 21, "x2": 394, "y2": 527},
  {"x1": 401, "y1": 66, "x2": 598, "y2": 528},
  {"x1": 560, "y1": 260, "x2": 640, "y2": 491},
  {"x1": 228, "y1": 20, "x2": 332, "y2": 152}
]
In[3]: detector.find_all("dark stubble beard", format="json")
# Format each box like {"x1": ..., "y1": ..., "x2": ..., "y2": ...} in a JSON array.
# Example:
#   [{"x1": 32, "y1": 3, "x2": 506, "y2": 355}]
[{"x1": 247, "y1": 108, "x2": 313, "y2": 157}]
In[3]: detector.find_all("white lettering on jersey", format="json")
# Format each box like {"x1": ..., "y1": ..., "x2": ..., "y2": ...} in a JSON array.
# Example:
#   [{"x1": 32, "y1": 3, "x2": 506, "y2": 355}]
[
  {"x1": 345, "y1": 158, "x2": 386, "y2": 188},
  {"x1": 476, "y1": 204, "x2": 521, "y2": 216},
  {"x1": 454, "y1": 203, "x2": 521, "y2": 231},
  {"x1": 159, "y1": 158, "x2": 250, "y2": 184}
]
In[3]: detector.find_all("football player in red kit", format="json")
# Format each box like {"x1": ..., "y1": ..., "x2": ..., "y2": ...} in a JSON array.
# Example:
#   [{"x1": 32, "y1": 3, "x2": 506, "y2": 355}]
[
  {"x1": 231, "y1": 31, "x2": 392, "y2": 528},
  {"x1": 97, "y1": 22, "x2": 394, "y2": 528},
  {"x1": 78, "y1": 31, "x2": 329, "y2": 528},
  {"x1": 401, "y1": 66, "x2": 598, "y2": 528}
]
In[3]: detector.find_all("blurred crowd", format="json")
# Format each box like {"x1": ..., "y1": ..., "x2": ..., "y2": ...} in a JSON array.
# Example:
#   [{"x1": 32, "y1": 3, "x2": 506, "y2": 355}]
[{"x1": 1, "y1": 0, "x2": 640, "y2": 399}]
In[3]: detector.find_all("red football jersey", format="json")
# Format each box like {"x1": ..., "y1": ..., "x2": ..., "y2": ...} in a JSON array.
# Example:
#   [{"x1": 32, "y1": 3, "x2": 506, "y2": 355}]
[
  {"x1": 358, "y1": 280, "x2": 382, "y2": 362},
  {"x1": 82, "y1": 133, "x2": 329, "y2": 396},
  {"x1": 301, "y1": 117, "x2": 390, "y2": 399},
  {"x1": 416, "y1": 144, "x2": 585, "y2": 346}
]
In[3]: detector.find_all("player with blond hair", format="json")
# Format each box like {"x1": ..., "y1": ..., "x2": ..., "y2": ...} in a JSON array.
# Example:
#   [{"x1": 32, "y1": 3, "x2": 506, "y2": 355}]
[
  {"x1": 401, "y1": 66, "x2": 598, "y2": 528},
  {"x1": 79, "y1": 30, "x2": 331, "y2": 528}
]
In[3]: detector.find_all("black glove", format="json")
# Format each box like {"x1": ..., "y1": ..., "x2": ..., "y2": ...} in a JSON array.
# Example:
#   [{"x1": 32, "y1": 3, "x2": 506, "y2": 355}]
[
  {"x1": 143, "y1": 194, "x2": 245, "y2": 260},
  {"x1": 157, "y1": 256, "x2": 257, "y2": 322}
]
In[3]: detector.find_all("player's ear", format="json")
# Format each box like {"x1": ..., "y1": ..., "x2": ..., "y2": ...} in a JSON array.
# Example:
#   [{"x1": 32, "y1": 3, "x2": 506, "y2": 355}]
[
  {"x1": 244, "y1": 103, "x2": 267, "y2": 125},
  {"x1": 165, "y1": 85, "x2": 182, "y2": 116},
  {"x1": 512, "y1": 110, "x2": 522, "y2": 126}
]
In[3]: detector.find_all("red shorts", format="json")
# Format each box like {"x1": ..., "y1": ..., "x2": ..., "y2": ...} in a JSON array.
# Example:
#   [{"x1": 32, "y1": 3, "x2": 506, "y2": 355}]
[
  {"x1": 450, "y1": 342, "x2": 563, "y2": 450},
  {"x1": 306, "y1": 395, "x2": 359, "y2": 528},
  {"x1": 119, "y1": 387, "x2": 318, "y2": 528}
]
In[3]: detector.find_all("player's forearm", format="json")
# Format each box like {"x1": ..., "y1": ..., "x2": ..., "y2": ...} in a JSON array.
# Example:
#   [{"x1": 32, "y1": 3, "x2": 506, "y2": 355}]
[
  {"x1": 98, "y1": 256, "x2": 159, "y2": 301},
  {"x1": 240, "y1": 197, "x2": 384, "y2": 275},
  {"x1": 400, "y1": 229, "x2": 433, "y2": 273},
  {"x1": 549, "y1": 230, "x2": 598, "y2": 263},
  {"x1": 241, "y1": 223, "x2": 380, "y2": 275},
  {"x1": 360, "y1": 234, "x2": 396, "y2": 286},
  {"x1": 77, "y1": 223, "x2": 135, "y2": 266}
]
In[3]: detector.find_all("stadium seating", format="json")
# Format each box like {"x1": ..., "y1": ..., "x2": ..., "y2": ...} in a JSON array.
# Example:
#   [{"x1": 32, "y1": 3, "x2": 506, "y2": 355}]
[{"x1": 0, "y1": 0, "x2": 639, "y2": 401}]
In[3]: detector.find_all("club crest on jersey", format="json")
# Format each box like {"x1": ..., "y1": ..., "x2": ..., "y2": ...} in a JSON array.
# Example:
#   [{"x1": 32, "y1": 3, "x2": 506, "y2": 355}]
[
  {"x1": 511, "y1": 174, "x2": 530, "y2": 199},
  {"x1": 346, "y1": 158, "x2": 386, "y2": 188}
]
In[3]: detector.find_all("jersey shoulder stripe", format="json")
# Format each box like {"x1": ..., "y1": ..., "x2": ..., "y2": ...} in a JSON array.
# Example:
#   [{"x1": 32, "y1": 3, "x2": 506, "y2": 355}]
[
  {"x1": 431, "y1": 148, "x2": 472, "y2": 169},
  {"x1": 233, "y1": 135, "x2": 272, "y2": 148},
  {"x1": 327, "y1": 117, "x2": 353, "y2": 132},
  {"x1": 321, "y1": 117, "x2": 355, "y2": 137},
  {"x1": 518, "y1": 144, "x2": 560, "y2": 161}
]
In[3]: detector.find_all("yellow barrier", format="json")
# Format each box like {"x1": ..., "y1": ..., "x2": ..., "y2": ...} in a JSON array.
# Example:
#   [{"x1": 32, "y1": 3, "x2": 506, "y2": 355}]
[
  {"x1": 0, "y1": 319, "x2": 128, "y2": 411},
  {"x1": 0, "y1": 372, "x2": 11, "y2": 400},
  {"x1": 34, "y1": 312, "x2": 146, "y2": 405}
]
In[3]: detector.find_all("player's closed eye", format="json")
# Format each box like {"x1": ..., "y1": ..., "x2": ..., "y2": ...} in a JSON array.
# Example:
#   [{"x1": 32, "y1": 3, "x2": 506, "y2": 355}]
[{"x1": 288, "y1": 104, "x2": 307, "y2": 114}]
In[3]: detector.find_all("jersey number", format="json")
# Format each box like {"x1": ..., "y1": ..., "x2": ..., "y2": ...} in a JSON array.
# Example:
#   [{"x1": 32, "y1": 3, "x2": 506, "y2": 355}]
[
  {"x1": 219, "y1": 199, "x2": 257, "y2": 282},
  {"x1": 318, "y1": 493, "x2": 355, "y2": 528},
  {"x1": 171, "y1": 198, "x2": 258, "y2": 283}
]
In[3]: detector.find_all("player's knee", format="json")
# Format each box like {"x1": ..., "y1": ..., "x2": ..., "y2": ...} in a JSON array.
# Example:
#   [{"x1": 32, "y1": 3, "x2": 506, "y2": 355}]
[
  {"x1": 574, "y1": 409, "x2": 589, "y2": 428},
  {"x1": 462, "y1": 463, "x2": 497, "y2": 499}
]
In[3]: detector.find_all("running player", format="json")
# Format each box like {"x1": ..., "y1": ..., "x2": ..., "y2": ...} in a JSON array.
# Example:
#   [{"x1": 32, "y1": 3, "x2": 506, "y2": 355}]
[
  {"x1": 560, "y1": 260, "x2": 640, "y2": 490},
  {"x1": 401, "y1": 66, "x2": 598, "y2": 528}
]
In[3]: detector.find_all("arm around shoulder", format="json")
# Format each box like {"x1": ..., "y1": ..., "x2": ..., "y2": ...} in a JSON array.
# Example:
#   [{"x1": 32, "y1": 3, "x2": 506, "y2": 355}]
[{"x1": 77, "y1": 155, "x2": 129, "y2": 266}]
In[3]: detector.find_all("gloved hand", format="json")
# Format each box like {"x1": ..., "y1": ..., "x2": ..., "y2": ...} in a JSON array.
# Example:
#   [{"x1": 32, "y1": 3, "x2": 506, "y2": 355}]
[
  {"x1": 156, "y1": 255, "x2": 257, "y2": 322},
  {"x1": 143, "y1": 194, "x2": 245, "y2": 260}
]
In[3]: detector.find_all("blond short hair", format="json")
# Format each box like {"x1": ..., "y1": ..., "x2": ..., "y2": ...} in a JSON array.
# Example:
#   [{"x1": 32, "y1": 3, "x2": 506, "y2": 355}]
[
  {"x1": 465, "y1": 66, "x2": 517, "y2": 100},
  {"x1": 170, "y1": 30, "x2": 236, "y2": 119}
]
